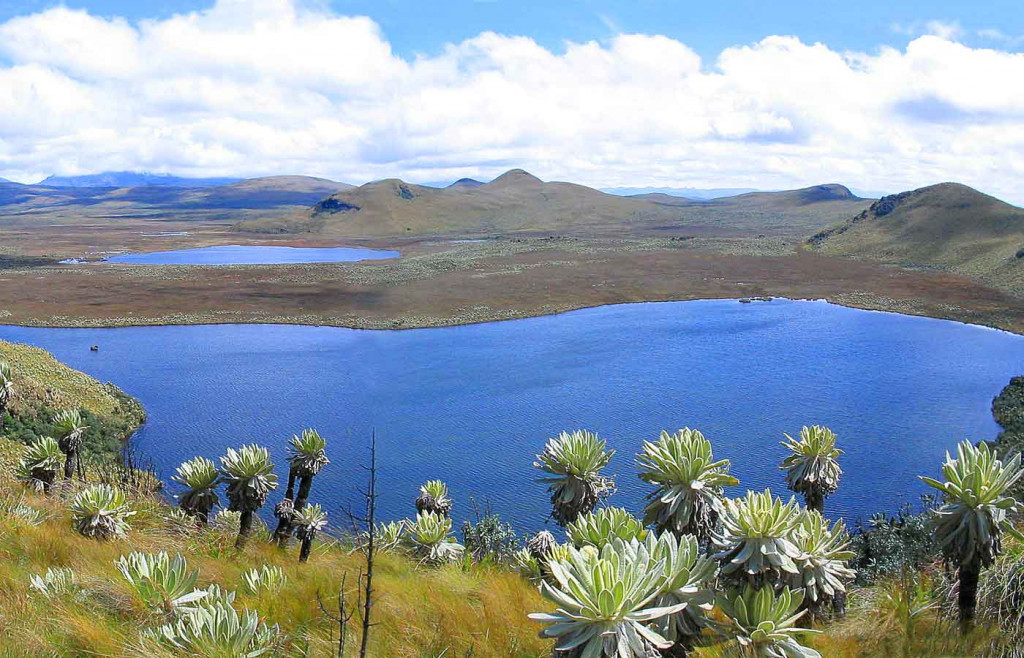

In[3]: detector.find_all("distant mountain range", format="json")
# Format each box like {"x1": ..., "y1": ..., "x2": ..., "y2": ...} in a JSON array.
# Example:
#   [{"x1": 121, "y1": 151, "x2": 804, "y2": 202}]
[
  {"x1": 38, "y1": 171, "x2": 244, "y2": 188},
  {"x1": 0, "y1": 175, "x2": 352, "y2": 220},
  {"x1": 603, "y1": 186, "x2": 760, "y2": 200},
  {"x1": 233, "y1": 170, "x2": 872, "y2": 238},
  {"x1": 5, "y1": 170, "x2": 1018, "y2": 291}
]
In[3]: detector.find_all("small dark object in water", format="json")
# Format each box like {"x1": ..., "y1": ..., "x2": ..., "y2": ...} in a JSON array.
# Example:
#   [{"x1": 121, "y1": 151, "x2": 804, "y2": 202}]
[{"x1": 90, "y1": 345, "x2": 99, "y2": 352}]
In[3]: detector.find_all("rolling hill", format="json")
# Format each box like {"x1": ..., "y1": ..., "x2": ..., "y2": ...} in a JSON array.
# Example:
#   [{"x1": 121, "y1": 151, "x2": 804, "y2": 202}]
[
  {"x1": 235, "y1": 171, "x2": 872, "y2": 238},
  {"x1": 810, "y1": 183, "x2": 1024, "y2": 294}
]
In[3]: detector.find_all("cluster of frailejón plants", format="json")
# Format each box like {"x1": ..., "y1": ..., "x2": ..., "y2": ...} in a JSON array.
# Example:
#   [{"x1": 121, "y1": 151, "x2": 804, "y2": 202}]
[
  {"x1": 272, "y1": 429, "x2": 330, "y2": 547},
  {"x1": 166, "y1": 429, "x2": 330, "y2": 556},
  {"x1": 113, "y1": 551, "x2": 280, "y2": 654},
  {"x1": 3, "y1": 361, "x2": 107, "y2": 494},
  {"x1": 527, "y1": 425, "x2": 857, "y2": 658},
  {"x1": 27, "y1": 548, "x2": 283, "y2": 653},
  {"x1": 8, "y1": 340, "x2": 1015, "y2": 657}
]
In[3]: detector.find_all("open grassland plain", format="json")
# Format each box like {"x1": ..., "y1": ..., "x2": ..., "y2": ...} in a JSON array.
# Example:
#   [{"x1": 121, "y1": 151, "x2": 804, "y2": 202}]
[
  {"x1": 1, "y1": 173, "x2": 1021, "y2": 335},
  {"x1": 1, "y1": 228, "x2": 1022, "y2": 335}
]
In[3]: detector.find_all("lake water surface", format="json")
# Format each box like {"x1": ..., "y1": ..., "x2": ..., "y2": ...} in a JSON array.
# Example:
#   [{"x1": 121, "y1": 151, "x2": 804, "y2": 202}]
[
  {"x1": 1, "y1": 299, "x2": 1022, "y2": 534},
  {"x1": 105, "y1": 245, "x2": 400, "y2": 265}
]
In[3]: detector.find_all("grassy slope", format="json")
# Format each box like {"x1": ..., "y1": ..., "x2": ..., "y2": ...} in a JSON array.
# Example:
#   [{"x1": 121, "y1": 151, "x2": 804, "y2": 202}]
[
  {"x1": 0, "y1": 459, "x2": 548, "y2": 657},
  {"x1": 811, "y1": 182, "x2": 1024, "y2": 295},
  {"x1": 0, "y1": 340, "x2": 123, "y2": 416},
  {"x1": 0, "y1": 438, "x2": 1002, "y2": 658},
  {"x1": 0, "y1": 340, "x2": 145, "y2": 462}
]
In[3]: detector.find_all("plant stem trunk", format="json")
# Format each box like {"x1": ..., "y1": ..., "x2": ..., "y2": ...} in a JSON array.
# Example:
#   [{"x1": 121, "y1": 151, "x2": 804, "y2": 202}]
[
  {"x1": 272, "y1": 470, "x2": 297, "y2": 544},
  {"x1": 806, "y1": 490, "x2": 824, "y2": 515},
  {"x1": 300, "y1": 537, "x2": 313, "y2": 562},
  {"x1": 958, "y1": 560, "x2": 980, "y2": 632},
  {"x1": 236, "y1": 510, "x2": 254, "y2": 550},
  {"x1": 359, "y1": 432, "x2": 377, "y2": 658},
  {"x1": 63, "y1": 450, "x2": 76, "y2": 480},
  {"x1": 832, "y1": 591, "x2": 846, "y2": 618},
  {"x1": 277, "y1": 474, "x2": 314, "y2": 548},
  {"x1": 295, "y1": 475, "x2": 313, "y2": 510}
]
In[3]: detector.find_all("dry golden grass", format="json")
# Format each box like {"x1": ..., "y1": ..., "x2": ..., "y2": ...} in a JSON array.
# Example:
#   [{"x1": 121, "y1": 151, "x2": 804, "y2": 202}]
[
  {"x1": 0, "y1": 436, "x2": 1009, "y2": 657},
  {"x1": 0, "y1": 451, "x2": 548, "y2": 657}
]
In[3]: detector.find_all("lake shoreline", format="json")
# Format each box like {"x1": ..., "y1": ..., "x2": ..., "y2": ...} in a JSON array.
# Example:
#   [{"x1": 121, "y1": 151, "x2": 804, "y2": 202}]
[
  {"x1": 2, "y1": 291, "x2": 1022, "y2": 338},
  {"x1": 3, "y1": 237, "x2": 1022, "y2": 337}
]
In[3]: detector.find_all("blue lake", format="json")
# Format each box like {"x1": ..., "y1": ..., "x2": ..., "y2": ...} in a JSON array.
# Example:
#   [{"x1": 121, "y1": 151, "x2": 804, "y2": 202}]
[
  {"x1": 1, "y1": 298, "x2": 1022, "y2": 535},
  {"x1": 105, "y1": 245, "x2": 400, "y2": 265}
]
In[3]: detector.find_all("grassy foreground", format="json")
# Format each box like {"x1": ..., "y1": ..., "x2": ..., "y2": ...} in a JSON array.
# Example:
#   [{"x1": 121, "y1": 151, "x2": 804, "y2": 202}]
[
  {"x1": 0, "y1": 444, "x2": 1005, "y2": 658},
  {"x1": 0, "y1": 442, "x2": 548, "y2": 657}
]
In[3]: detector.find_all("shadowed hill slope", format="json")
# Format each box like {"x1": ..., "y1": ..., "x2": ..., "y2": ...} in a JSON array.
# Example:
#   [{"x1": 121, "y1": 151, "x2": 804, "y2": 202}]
[
  {"x1": 810, "y1": 183, "x2": 1024, "y2": 295},
  {"x1": 0, "y1": 176, "x2": 352, "y2": 224}
]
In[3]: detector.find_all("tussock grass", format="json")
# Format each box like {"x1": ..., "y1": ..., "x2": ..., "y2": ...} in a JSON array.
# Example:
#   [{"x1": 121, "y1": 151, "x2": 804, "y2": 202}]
[
  {"x1": 0, "y1": 459, "x2": 1001, "y2": 657},
  {"x1": 0, "y1": 442, "x2": 547, "y2": 656}
]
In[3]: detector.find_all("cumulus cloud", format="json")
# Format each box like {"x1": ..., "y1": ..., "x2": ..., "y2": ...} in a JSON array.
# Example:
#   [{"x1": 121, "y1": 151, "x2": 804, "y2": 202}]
[{"x1": 1, "y1": 0, "x2": 1023, "y2": 203}]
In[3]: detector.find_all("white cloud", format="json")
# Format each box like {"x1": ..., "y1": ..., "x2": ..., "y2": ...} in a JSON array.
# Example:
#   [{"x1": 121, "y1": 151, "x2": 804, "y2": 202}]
[
  {"x1": 1, "y1": 1, "x2": 1023, "y2": 203},
  {"x1": 977, "y1": 28, "x2": 1024, "y2": 47},
  {"x1": 891, "y1": 19, "x2": 964, "y2": 42}
]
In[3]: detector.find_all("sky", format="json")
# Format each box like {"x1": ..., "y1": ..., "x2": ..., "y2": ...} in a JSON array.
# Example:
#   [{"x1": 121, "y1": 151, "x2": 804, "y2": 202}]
[{"x1": 1, "y1": 0, "x2": 1023, "y2": 201}]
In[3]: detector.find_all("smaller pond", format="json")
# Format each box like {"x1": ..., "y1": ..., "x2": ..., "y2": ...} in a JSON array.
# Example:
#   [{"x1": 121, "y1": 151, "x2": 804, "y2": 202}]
[{"x1": 104, "y1": 245, "x2": 401, "y2": 265}]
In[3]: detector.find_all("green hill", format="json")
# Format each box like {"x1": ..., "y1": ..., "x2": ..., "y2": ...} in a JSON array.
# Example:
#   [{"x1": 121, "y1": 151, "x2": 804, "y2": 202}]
[
  {"x1": 0, "y1": 341, "x2": 145, "y2": 465},
  {"x1": 810, "y1": 183, "x2": 1024, "y2": 294}
]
